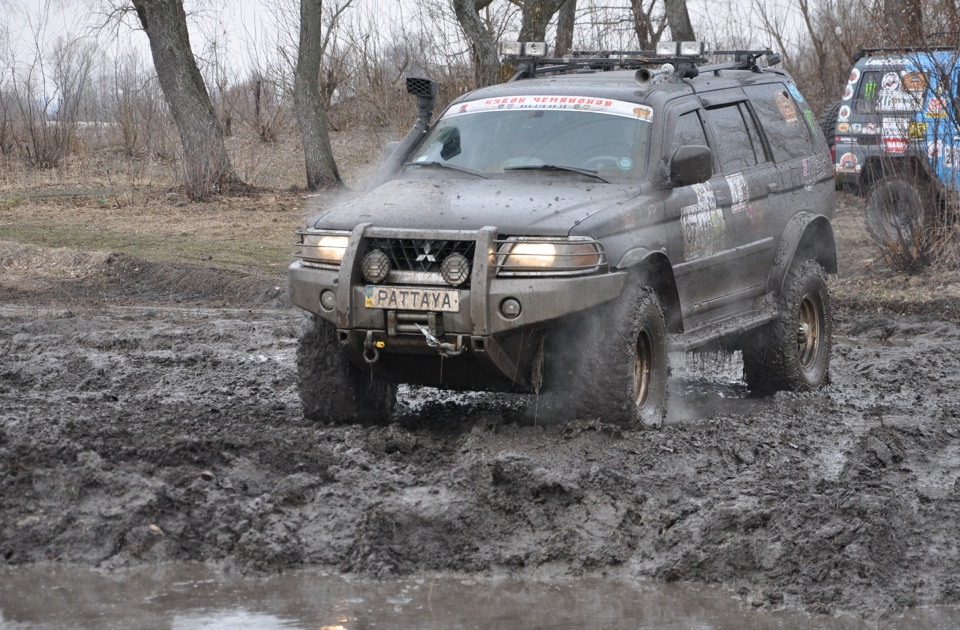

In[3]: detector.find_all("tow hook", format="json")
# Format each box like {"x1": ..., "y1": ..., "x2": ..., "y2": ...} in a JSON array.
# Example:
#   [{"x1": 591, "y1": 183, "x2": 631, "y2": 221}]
[
  {"x1": 363, "y1": 330, "x2": 381, "y2": 364},
  {"x1": 416, "y1": 324, "x2": 465, "y2": 358}
]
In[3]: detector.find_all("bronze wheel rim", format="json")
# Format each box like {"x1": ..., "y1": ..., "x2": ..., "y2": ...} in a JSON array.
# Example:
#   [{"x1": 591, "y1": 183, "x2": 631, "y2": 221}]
[
  {"x1": 634, "y1": 328, "x2": 653, "y2": 409},
  {"x1": 796, "y1": 293, "x2": 821, "y2": 369}
]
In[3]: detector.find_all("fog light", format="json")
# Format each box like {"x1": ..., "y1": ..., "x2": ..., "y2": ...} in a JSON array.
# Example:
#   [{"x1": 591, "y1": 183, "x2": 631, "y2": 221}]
[
  {"x1": 500, "y1": 298, "x2": 522, "y2": 318},
  {"x1": 362, "y1": 249, "x2": 390, "y2": 284},
  {"x1": 319, "y1": 289, "x2": 336, "y2": 311},
  {"x1": 440, "y1": 252, "x2": 470, "y2": 286}
]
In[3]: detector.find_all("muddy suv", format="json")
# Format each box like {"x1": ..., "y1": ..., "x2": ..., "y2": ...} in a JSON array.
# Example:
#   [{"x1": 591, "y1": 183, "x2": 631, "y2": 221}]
[
  {"x1": 829, "y1": 47, "x2": 960, "y2": 247},
  {"x1": 289, "y1": 42, "x2": 837, "y2": 428}
]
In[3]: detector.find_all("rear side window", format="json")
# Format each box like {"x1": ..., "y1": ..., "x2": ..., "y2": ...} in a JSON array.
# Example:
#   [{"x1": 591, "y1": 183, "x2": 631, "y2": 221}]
[
  {"x1": 703, "y1": 104, "x2": 758, "y2": 173},
  {"x1": 743, "y1": 83, "x2": 814, "y2": 162}
]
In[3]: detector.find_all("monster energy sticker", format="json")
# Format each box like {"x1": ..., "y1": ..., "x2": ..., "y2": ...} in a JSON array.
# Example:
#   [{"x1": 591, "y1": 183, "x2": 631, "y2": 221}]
[
  {"x1": 864, "y1": 78, "x2": 878, "y2": 103},
  {"x1": 681, "y1": 183, "x2": 725, "y2": 260}
]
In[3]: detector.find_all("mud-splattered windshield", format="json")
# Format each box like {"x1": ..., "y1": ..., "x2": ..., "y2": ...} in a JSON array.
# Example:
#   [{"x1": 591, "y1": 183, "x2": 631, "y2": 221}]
[{"x1": 406, "y1": 95, "x2": 653, "y2": 183}]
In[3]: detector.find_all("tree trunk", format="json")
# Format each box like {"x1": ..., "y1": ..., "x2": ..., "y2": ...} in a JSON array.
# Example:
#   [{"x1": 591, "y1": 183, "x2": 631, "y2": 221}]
[
  {"x1": 664, "y1": 0, "x2": 695, "y2": 42},
  {"x1": 518, "y1": 0, "x2": 566, "y2": 42},
  {"x1": 630, "y1": 0, "x2": 653, "y2": 49},
  {"x1": 555, "y1": 0, "x2": 576, "y2": 57},
  {"x1": 132, "y1": 0, "x2": 236, "y2": 200},
  {"x1": 452, "y1": 0, "x2": 500, "y2": 87},
  {"x1": 294, "y1": 0, "x2": 342, "y2": 190}
]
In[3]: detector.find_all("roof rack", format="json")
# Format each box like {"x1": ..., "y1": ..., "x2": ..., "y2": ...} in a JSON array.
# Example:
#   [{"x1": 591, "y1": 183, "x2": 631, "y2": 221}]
[
  {"x1": 501, "y1": 42, "x2": 781, "y2": 83},
  {"x1": 853, "y1": 46, "x2": 959, "y2": 62}
]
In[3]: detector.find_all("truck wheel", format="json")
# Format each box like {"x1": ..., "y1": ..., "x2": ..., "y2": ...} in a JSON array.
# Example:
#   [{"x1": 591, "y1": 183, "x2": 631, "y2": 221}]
[
  {"x1": 864, "y1": 177, "x2": 931, "y2": 251},
  {"x1": 743, "y1": 259, "x2": 831, "y2": 394},
  {"x1": 818, "y1": 101, "x2": 841, "y2": 146},
  {"x1": 542, "y1": 285, "x2": 668, "y2": 428},
  {"x1": 297, "y1": 315, "x2": 396, "y2": 424}
]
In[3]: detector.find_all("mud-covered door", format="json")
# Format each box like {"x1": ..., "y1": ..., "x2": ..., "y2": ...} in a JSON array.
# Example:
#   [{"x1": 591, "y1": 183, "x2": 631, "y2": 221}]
[
  {"x1": 660, "y1": 97, "x2": 742, "y2": 324},
  {"x1": 743, "y1": 82, "x2": 832, "y2": 264}
]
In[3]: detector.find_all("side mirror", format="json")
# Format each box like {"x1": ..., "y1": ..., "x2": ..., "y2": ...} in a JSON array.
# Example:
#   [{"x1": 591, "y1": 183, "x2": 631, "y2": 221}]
[{"x1": 670, "y1": 145, "x2": 712, "y2": 186}]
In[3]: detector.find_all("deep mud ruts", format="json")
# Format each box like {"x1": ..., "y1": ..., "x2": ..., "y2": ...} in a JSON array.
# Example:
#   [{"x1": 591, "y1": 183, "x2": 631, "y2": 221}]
[{"x1": 2, "y1": 293, "x2": 960, "y2": 621}]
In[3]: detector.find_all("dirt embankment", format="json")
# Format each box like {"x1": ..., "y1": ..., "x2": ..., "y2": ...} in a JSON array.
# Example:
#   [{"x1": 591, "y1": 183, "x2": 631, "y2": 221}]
[{"x1": 2, "y1": 235, "x2": 960, "y2": 622}]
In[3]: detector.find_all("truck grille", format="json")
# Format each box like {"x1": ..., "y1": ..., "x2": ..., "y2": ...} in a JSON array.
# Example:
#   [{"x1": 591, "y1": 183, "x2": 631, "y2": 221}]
[{"x1": 364, "y1": 238, "x2": 475, "y2": 273}]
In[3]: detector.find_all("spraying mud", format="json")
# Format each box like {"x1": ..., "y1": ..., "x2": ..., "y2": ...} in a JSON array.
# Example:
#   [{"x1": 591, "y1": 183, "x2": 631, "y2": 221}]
[{"x1": 2, "y1": 244, "x2": 960, "y2": 622}]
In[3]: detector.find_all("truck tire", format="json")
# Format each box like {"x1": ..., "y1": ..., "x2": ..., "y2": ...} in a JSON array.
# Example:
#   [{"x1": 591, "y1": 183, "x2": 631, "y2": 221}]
[
  {"x1": 297, "y1": 315, "x2": 396, "y2": 424},
  {"x1": 541, "y1": 284, "x2": 668, "y2": 428},
  {"x1": 743, "y1": 259, "x2": 832, "y2": 394},
  {"x1": 818, "y1": 101, "x2": 841, "y2": 145},
  {"x1": 864, "y1": 176, "x2": 931, "y2": 254}
]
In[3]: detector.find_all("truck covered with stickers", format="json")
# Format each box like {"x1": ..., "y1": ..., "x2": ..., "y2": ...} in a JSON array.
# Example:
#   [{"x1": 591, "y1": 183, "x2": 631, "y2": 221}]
[
  {"x1": 830, "y1": 47, "x2": 960, "y2": 247},
  {"x1": 290, "y1": 43, "x2": 836, "y2": 428}
]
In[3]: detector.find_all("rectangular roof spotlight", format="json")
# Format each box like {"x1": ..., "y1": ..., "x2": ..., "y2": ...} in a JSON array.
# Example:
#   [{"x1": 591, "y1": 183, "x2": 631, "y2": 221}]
[
  {"x1": 679, "y1": 41, "x2": 706, "y2": 56},
  {"x1": 523, "y1": 42, "x2": 548, "y2": 57},
  {"x1": 656, "y1": 41, "x2": 680, "y2": 56}
]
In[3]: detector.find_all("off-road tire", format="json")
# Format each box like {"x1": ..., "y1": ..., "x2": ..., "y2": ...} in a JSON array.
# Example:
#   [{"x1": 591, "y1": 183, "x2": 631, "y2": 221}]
[
  {"x1": 818, "y1": 101, "x2": 841, "y2": 145},
  {"x1": 743, "y1": 259, "x2": 831, "y2": 394},
  {"x1": 297, "y1": 315, "x2": 396, "y2": 425},
  {"x1": 864, "y1": 176, "x2": 932, "y2": 259},
  {"x1": 540, "y1": 285, "x2": 668, "y2": 428}
]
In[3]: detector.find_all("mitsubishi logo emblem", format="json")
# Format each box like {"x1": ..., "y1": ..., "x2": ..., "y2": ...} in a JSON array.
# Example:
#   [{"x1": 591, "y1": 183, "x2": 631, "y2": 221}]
[{"x1": 415, "y1": 242, "x2": 437, "y2": 262}]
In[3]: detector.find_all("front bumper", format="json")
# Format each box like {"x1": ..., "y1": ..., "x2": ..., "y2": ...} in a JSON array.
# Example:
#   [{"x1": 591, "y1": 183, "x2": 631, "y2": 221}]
[{"x1": 289, "y1": 225, "x2": 625, "y2": 391}]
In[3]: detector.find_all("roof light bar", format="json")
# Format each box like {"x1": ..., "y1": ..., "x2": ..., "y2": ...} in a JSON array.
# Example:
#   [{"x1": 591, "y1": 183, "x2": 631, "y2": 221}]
[{"x1": 500, "y1": 41, "x2": 548, "y2": 57}]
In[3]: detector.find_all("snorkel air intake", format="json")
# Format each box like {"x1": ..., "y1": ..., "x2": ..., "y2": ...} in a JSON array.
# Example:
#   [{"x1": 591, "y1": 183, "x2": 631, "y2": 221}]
[{"x1": 368, "y1": 77, "x2": 438, "y2": 190}]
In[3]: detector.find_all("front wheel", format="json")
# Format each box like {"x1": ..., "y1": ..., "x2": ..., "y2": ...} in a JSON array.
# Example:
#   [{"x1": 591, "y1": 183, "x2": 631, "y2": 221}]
[
  {"x1": 542, "y1": 285, "x2": 668, "y2": 428},
  {"x1": 297, "y1": 315, "x2": 396, "y2": 425},
  {"x1": 743, "y1": 259, "x2": 832, "y2": 394}
]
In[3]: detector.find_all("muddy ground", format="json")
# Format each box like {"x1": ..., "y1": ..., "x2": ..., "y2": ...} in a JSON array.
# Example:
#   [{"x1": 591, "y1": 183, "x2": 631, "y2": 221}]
[{"x1": 2, "y1": 216, "x2": 960, "y2": 623}]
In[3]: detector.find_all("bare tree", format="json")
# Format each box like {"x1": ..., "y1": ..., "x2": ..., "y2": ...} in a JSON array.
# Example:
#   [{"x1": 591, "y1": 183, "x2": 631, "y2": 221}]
[
  {"x1": 884, "y1": 0, "x2": 923, "y2": 44},
  {"x1": 452, "y1": 0, "x2": 500, "y2": 87},
  {"x1": 294, "y1": 0, "x2": 343, "y2": 190},
  {"x1": 516, "y1": 0, "x2": 567, "y2": 42},
  {"x1": 131, "y1": 0, "x2": 237, "y2": 199},
  {"x1": 664, "y1": 0, "x2": 694, "y2": 41},
  {"x1": 555, "y1": 0, "x2": 576, "y2": 56}
]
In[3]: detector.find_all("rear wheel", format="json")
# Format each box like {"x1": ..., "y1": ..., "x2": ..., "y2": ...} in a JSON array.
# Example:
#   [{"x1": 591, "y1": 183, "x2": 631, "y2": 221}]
[
  {"x1": 297, "y1": 314, "x2": 396, "y2": 424},
  {"x1": 743, "y1": 259, "x2": 831, "y2": 394},
  {"x1": 864, "y1": 176, "x2": 931, "y2": 249}
]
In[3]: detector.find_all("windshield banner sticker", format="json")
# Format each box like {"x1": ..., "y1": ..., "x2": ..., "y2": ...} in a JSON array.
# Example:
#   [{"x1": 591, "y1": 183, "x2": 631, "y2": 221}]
[{"x1": 450, "y1": 96, "x2": 654, "y2": 121}]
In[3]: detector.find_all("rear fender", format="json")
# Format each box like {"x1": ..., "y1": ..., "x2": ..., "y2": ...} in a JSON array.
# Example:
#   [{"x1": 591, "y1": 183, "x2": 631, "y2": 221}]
[{"x1": 770, "y1": 213, "x2": 837, "y2": 294}]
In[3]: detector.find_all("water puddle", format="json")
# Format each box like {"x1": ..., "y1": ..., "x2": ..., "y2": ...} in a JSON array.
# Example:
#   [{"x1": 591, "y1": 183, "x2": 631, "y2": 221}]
[{"x1": 3, "y1": 563, "x2": 958, "y2": 629}]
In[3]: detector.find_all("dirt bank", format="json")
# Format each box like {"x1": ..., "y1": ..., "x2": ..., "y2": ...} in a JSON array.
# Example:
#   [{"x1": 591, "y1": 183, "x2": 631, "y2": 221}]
[{"x1": 2, "y1": 240, "x2": 960, "y2": 623}]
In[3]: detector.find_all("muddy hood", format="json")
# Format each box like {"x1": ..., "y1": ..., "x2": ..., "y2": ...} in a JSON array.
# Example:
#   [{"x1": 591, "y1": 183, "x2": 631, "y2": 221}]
[{"x1": 308, "y1": 176, "x2": 640, "y2": 235}]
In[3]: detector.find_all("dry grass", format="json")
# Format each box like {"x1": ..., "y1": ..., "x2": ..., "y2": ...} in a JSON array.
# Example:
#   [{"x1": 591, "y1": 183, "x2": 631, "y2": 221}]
[{"x1": 0, "y1": 127, "x2": 394, "y2": 275}]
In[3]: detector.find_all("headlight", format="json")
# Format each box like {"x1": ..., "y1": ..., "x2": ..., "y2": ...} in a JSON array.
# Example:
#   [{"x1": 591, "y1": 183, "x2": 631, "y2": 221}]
[
  {"x1": 496, "y1": 237, "x2": 606, "y2": 276},
  {"x1": 296, "y1": 229, "x2": 350, "y2": 266}
]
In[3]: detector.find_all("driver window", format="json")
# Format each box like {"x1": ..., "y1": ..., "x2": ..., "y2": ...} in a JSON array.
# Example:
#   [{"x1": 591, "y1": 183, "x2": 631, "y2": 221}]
[{"x1": 671, "y1": 110, "x2": 708, "y2": 155}]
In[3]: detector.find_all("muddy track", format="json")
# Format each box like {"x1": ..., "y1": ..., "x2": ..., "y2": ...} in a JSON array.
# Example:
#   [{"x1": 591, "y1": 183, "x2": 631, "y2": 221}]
[{"x1": 3, "y1": 281, "x2": 960, "y2": 621}]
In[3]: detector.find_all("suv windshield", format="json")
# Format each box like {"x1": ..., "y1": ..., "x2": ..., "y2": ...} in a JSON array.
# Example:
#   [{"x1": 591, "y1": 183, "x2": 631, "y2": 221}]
[{"x1": 406, "y1": 95, "x2": 653, "y2": 183}]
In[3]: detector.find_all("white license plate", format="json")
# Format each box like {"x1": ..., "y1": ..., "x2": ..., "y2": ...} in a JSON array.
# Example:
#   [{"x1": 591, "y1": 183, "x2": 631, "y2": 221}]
[{"x1": 364, "y1": 285, "x2": 460, "y2": 312}]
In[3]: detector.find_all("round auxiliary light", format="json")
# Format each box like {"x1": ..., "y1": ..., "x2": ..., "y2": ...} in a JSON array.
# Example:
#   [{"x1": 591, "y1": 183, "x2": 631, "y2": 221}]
[
  {"x1": 500, "y1": 298, "x2": 522, "y2": 319},
  {"x1": 361, "y1": 249, "x2": 391, "y2": 284},
  {"x1": 319, "y1": 289, "x2": 337, "y2": 311},
  {"x1": 440, "y1": 253, "x2": 470, "y2": 286}
]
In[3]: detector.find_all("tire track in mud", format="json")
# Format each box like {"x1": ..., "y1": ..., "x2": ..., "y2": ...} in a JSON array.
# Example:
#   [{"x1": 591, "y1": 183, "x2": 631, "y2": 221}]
[{"x1": 2, "y1": 304, "x2": 960, "y2": 619}]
